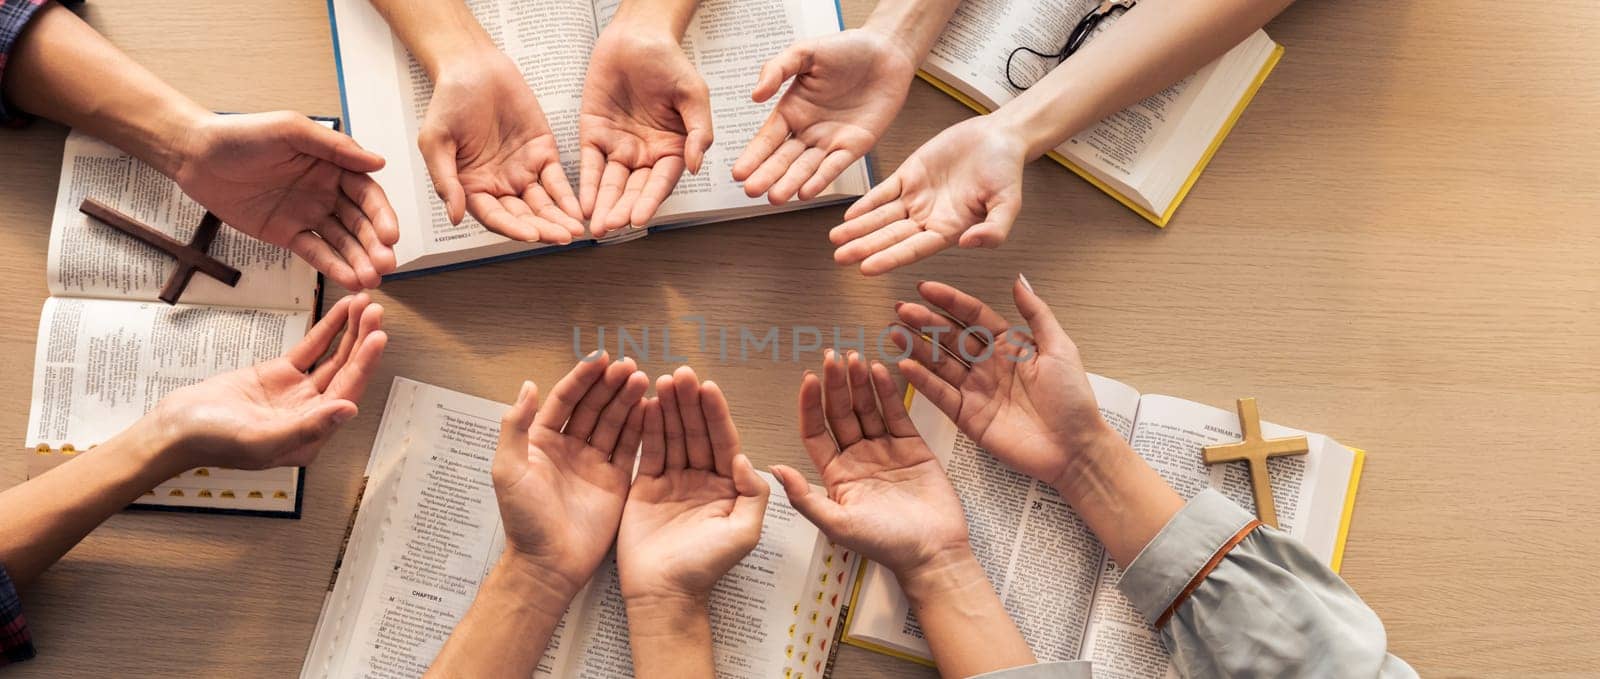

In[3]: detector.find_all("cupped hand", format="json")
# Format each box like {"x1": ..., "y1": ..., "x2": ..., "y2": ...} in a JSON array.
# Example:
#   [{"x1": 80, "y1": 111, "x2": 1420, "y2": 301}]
[
  {"x1": 770, "y1": 350, "x2": 969, "y2": 578},
  {"x1": 152, "y1": 293, "x2": 387, "y2": 470},
  {"x1": 578, "y1": 27, "x2": 713, "y2": 236},
  {"x1": 891, "y1": 278, "x2": 1115, "y2": 489},
  {"x1": 172, "y1": 112, "x2": 400, "y2": 290},
  {"x1": 492, "y1": 353, "x2": 649, "y2": 594},
  {"x1": 732, "y1": 29, "x2": 915, "y2": 204},
  {"x1": 617, "y1": 367, "x2": 769, "y2": 603},
  {"x1": 831, "y1": 115, "x2": 1026, "y2": 276},
  {"x1": 419, "y1": 49, "x2": 584, "y2": 243}
]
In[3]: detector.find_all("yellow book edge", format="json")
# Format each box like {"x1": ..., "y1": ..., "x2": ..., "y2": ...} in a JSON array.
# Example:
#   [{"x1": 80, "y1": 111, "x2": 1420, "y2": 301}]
[
  {"x1": 914, "y1": 43, "x2": 1283, "y2": 228},
  {"x1": 842, "y1": 385, "x2": 1364, "y2": 664}
]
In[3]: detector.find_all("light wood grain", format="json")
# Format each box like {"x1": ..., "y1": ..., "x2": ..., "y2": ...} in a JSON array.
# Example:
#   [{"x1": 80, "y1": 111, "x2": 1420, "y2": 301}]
[{"x1": 1, "y1": 0, "x2": 1596, "y2": 676}]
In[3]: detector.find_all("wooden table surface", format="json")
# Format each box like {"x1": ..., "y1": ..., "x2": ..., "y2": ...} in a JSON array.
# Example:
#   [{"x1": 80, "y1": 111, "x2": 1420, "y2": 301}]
[{"x1": 1, "y1": 0, "x2": 1596, "y2": 676}]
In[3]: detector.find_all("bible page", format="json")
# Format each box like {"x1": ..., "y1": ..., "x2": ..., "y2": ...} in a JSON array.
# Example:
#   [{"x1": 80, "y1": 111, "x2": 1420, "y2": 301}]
[
  {"x1": 1078, "y1": 394, "x2": 1331, "y2": 677},
  {"x1": 845, "y1": 375, "x2": 1139, "y2": 662},
  {"x1": 48, "y1": 131, "x2": 317, "y2": 310},
  {"x1": 591, "y1": 0, "x2": 869, "y2": 229},
  {"x1": 308, "y1": 379, "x2": 586, "y2": 679}
]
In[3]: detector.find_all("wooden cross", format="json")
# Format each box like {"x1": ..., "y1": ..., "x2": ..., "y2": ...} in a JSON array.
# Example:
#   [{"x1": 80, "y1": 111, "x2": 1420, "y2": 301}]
[
  {"x1": 1201, "y1": 398, "x2": 1309, "y2": 528},
  {"x1": 79, "y1": 198, "x2": 241, "y2": 305}
]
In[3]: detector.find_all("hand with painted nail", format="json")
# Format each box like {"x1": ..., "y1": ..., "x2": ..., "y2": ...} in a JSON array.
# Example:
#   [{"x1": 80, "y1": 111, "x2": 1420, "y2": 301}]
[
  {"x1": 830, "y1": 115, "x2": 1026, "y2": 276},
  {"x1": 618, "y1": 367, "x2": 770, "y2": 605},
  {"x1": 891, "y1": 278, "x2": 1116, "y2": 489},
  {"x1": 173, "y1": 112, "x2": 401, "y2": 290},
  {"x1": 150, "y1": 293, "x2": 387, "y2": 470},
  {"x1": 417, "y1": 48, "x2": 585, "y2": 244},
  {"x1": 732, "y1": 29, "x2": 915, "y2": 204},
  {"x1": 578, "y1": 21, "x2": 713, "y2": 237},
  {"x1": 492, "y1": 354, "x2": 650, "y2": 594},
  {"x1": 770, "y1": 350, "x2": 968, "y2": 579}
]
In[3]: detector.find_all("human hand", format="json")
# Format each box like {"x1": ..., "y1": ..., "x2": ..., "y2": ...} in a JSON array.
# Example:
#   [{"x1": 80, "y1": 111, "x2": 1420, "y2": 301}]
[
  {"x1": 492, "y1": 354, "x2": 648, "y2": 595},
  {"x1": 831, "y1": 115, "x2": 1027, "y2": 275},
  {"x1": 892, "y1": 278, "x2": 1119, "y2": 492},
  {"x1": 770, "y1": 350, "x2": 970, "y2": 579},
  {"x1": 732, "y1": 28, "x2": 915, "y2": 204},
  {"x1": 171, "y1": 113, "x2": 400, "y2": 290},
  {"x1": 578, "y1": 23, "x2": 713, "y2": 236},
  {"x1": 418, "y1": 49, "x2": 584, "y2": 243},
  {"x1": 618, "y1": 367, "x2": 769, "y2": 605},
  {"x1": 151, "y1": 293, "x2": 387, "y2": 470}
]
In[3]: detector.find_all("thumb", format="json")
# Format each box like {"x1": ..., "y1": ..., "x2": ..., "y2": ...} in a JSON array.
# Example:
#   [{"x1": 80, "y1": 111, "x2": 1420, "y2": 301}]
[
  {"x1": 752, "y1": 43, "x2": 809, "y2": 103},
  {"x1": 261, "y1": 399, "x2": 357, "y2": 466},
  {"x1": 418, "y1": 127, "x2": 466, "y2": 224},
  {"x1": 1012, "y1": 274, "x2": 1071, "y2": 356},
  {"x1": 958, "y1": 192, "x2": 1020, "y2": 249},
  {"x1": 283, "y1": 115, "x2": 386, "y2": 173},
  {"x1": 730, "y1": 454, "x2": 771, "y2": 535},
  {"x1": 494, "y1": 381, "x2": 539, "y2": 480},
  {"x1": 678, "y1": 83, "x2": 715, "y2": 174},
  {"x1": 771, "y1": 464, "x2": 849, "y2": 536}
]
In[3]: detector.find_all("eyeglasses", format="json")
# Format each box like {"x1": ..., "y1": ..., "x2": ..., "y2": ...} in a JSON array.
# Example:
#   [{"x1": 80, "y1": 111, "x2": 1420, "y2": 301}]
[{"x1": 1005, "y1": 0, "x2": 1137, "y2": 91}]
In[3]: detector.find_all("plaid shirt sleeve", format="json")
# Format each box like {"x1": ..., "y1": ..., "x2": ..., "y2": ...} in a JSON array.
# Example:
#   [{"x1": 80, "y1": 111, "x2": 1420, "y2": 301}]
[
  {"x1": 0, "y1": 563, "x2": 35, "y2": 667},
  {"x1": 0, "y1": 0, "x2": 51, "y2": 126}
]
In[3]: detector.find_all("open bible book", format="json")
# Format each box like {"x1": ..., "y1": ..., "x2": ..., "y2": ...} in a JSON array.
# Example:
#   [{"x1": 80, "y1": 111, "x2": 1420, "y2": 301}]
[
  {"x1": 301, "y1": 378, "x2": 855, "y2": 679},
  {"x1": 918, "y1": 0, "x2": 1282, "y2": 226},
  {"x1": 24, "y1": 130, "x2": 322, "y2": 517},
  {"x1": 327, "y1": 0, "x2": 872, "y2": 277},
  {"x1": 842, "y1": 376, "x2": 1364, "y2": 677}
]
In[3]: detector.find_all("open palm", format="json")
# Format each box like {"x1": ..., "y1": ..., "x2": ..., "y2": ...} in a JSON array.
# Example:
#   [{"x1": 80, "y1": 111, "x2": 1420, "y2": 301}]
[
  {"x1": 831, "y1": 116, "x2": 1027, "y2": 276},
  {"x1": 492, "y1": 354, "x2": 647, "y2": 593},
  {"x1": 618, "y1": 367, "x2": 768, "y2": 601},
  {"x1": 733, "y1": 29, "x2": 915, "y2": 203},
  {"x1": 172, "y1": 113, "x2": 399, "y2": 290},
  {"x1": 771, "y1": 351, "x2": 968, "y2": 576},
  {"x1": 892, "y1": 279, "x2": 1112, "y2": 489},
  {"x1": 419, "y1": 52, "x2": 583, "y2": 243},
  {"x1": 156, "y1": 293, "x2": 387, "y2": 470}
]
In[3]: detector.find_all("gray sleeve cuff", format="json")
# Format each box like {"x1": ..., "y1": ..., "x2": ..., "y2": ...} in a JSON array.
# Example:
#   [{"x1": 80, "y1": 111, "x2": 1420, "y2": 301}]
[{"x1": 1116, "y1": 489, "x2": 1256, "y2": 624}]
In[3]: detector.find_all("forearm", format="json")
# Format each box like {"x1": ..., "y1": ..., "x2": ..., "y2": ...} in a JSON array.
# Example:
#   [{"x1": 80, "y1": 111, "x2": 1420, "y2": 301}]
[
  {"x1": 0, "y1": 414, "x2": 187, "y2": 589},
  {"x1": 899, "y1": 549, "x2": 1036, "y2": 678},
  {"x1": 624, "y1": 595, "x2": 715, "y2": 678},
  {"x1": 612, "y1": 0, "x2": 701, "y2": 39},
  {"x1": 425, "y1": 554, "x2": 578, "y2": 679},
  {"x1": 3, "y1": 2, "x2": 207, "y2": 176},
  {"x1": 860, "y1": 0, "x2": 962, "y2": 65},
  {"x1": 1053, "y1": 427, "x2": 1184, "y2": 568},
  {"x1": 994, "y1": 0, "x2": 1295, "y2": 159},
  {"x1": 368, "y1": 0, "x2": 499, "y2": 80}
]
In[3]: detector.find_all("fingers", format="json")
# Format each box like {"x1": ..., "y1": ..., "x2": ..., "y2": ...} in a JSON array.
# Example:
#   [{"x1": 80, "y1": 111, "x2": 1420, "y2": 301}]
[
  {"x1": 324, "y1": 309, "x2": 388, "y2": 402},
  {"x1": 917, "y1": 280, "x2": 1014, "y2": 339},
  {"x1": 771, "y1": 464, "x2": 849, "y2": 535},
  {"x1": 796, "y1": 370, "x2": 838, "y2": 471},
  {"x1": 467, "y1": 192, "x2": 536, "y2": 242},
  {"x1": 285, "y1": 115, "x2": 385, "y2": 173},
  {"x1": 563, "y1": 357, "x2": 639, "y2": 441},
  {"x1": 860, "y1": 230, "x2": 953, "y2": 277},
  {"x1": 751, "y1": 43, "x2": 809, "y2": 103},
  {"x1": 701, "y1": 380, "x2": 741, "y2": 477},
  {"x1": 611, "y1": 398, "x2": 646, "y2": 473},
  {"x1": 518, "y1": 187, "x2": 577, "y2": 245},
  {"x1": 834, "y1": 218, "x2": 920, "y2": 267},
  {"x1": 286, "y1": 295, "x2": 352, "y2": 371},
  {"x1": 678, "y1": 82, "x2": 714, "y2": 174},
  {"x1": 315, "y1": 216, "x2": 380, "y2": 290},
  {"x1": 729, "y1": 454, "x2": 770, "y2": 536},
  {"x1": 830, "y1": 200, "x2": 908, "y2": 247},
  {"x1": 589, "y1": 160, "x2": 630, "y2": 238},
  {"x1": 889, "y1": 322, "x2": 970, "y2": 387},
  {"x1": 897, "y1": 358, "x2": 962, "y2": 422},
  {"x1": 843, "y1": 173, "x2": 902, "y2": 221},
  {"x1": 733, "y1": 112, "x2": 790, "y2": 183},
  {"x1": 588, "y1": 367, "x2": 649, "y2": 453},
  {"x1": 821, "y1": 349, "x2": 864, "y2": 448},
  {"x1": 495, "y1": 380, "x2": 539, "y2": 480},
  {"x1": 846, "y1": 352, "x2": 886, "y2": 439},
  {"x1": 743, "y1": 138, "x2": 806, "y2": 199},
  {"x1": 539, "y1": 161, "x2": 585, "y2": 230},
  {"x1": 288, "y1": 231, "x2": 360, "y2": 291},
  {"x1": 1012, "y1": 274, "x2": 1073, "y2": 357},
  {"x1": 311, "y1": 294, "x2": 372, "y2": 390},
  {"x1": 871, "y1": 361, "x2": 920, "y2": 438},
  {"x1": 896, "y1": 300, "x2": 988, "y2": 364},
  {"x1": 578, "y1": 144, "x2": 605, "y2": 220},
  {"x1": 671, "y1": 366, "x2": 714, "y2": 471},
  {"x1": 767, "y1": 147, "x2": 826, "y2": 205},
  {"x1": 418, "y1": 126, "x2": 466, "y2": 224},
  {"x1": 798, "y1": 149, "x2": 858, "y2": 201},
  {"x1": 657, "y1": 373, "x2": 688, "y2": 470},
  {"x1": 268, "y1": 399, "x2": 358, "y2": 467},
  {"x1": 638, "y1": 397, "x2": 666, "y2": 477},
  {"x1": 957, "y1": 195, "x2": 1019, "y2": 249},
  {"x1": 630, "y1": 156, "x2": 685, "y2": 228},
  {"x1": 340, "y1": 172, "x2": 400, "y2": 255},
  {"x1": 534, "y1": 352, "x2": 611, "y2": 431}
]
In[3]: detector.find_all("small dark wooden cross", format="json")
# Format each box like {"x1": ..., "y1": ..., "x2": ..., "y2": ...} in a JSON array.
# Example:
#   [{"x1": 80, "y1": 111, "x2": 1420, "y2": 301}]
[
  {"x1": 1201, "y1": 398, "x2": 1309, "y2": 529},
  {"x1": 79, "y1": 198, "x2": 241, "y2": 305}
]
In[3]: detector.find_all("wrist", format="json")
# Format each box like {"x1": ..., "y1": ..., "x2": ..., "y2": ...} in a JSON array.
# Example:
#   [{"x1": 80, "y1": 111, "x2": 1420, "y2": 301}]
[
  {"x1": 861, "y1": 0, "x2": 959, "y2": 65},
  {"x1": 610, "y1": 1, "x2": 697, "y2": 41},
  {"x1": 122, "y1": 405, "x2": 195, "y2": 479},
  {"x1": 490, "y1": 552, "x2": 584, "y2": 618},
  {"x1": 895, "y1": 545, "x2": 986, "y2": 606},
  {"x1": 134, "y1": 99, "x2": 211, "y2": 180},
  {"x1": 1050, "y1": 426, "x2": 1144, "y2": 502},
  {"x1": 990, "y1": 77, "x2": 1099, "y2": 160}
]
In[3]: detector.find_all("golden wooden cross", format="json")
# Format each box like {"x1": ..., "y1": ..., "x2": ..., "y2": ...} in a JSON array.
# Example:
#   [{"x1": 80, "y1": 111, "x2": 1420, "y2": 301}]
[{"x1": 1201, "y1": 398, "x2": 1308, "y2": 528}]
